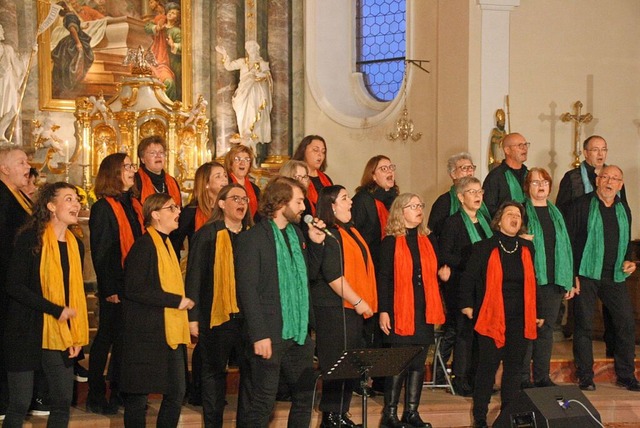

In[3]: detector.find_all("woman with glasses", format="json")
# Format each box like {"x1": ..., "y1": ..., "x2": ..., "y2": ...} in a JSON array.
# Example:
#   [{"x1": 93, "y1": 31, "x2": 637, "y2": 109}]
[
  {"x1": 439, "y1": 177, "x2": 492, "y2": 396},
  {"x1": 4, "y1": 183, "x2": 88, "y2": 427},
  {"x1": 459, "y1": 201, "x2": 541, "y2": 428},
  {"x1": 135, "y1": 136, "x2": 182, "y2": 207},
  {"x1": 309, "y1": 185, "x2": 376, "y2": 428},
  {"x1": 224, "y1": 145, "x2": 261, "y2": 221},
  {"x1": 87, "y1": 153, "x2": 144, "y2": 414},
  {"x1": 185, "y1": 183, "x2": 254, "y2": 426},
  {"x1": 377, "y1": 193, "x2": 448, "y2": 428},
  {"x1": 120, "y1": 194, "x2": 194, "y2": 427},
  {"x1": 520, "y1": 168, "x2": 574, "y2": 389},
  {"x1": 279, "y1": 160, "x2": 313, "y2": 234},
  {"x1": 292, "y1": 135, "x2": 333, "y2": 214}
]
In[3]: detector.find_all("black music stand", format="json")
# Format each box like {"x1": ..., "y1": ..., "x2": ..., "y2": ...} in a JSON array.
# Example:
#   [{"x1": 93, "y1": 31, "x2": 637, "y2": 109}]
[{"x1": 322, "y1": 346, "x2": 424, "y2": 428}]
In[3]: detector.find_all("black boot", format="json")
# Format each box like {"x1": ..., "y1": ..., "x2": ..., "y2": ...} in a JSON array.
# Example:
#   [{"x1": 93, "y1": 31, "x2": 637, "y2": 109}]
[
  {"x1": 401, "y1": 370, "x2": 432, "y2": 428},
  {"x1": 320, "y1": 412, "x2": 360, "y2": 428},
  {"x1": 380, "y1": 374, "x2": 407, "y2": 428}
]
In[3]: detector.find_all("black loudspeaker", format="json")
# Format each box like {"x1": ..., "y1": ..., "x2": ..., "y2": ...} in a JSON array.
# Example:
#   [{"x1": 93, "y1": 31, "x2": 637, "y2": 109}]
[{"x1": 492, "y1": 385, "x2": 602, "y2": 428}]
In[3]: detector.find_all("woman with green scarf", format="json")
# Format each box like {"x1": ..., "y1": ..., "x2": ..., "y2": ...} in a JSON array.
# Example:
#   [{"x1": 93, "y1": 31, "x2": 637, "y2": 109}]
[{"x1": 521, "y1": 168, "x2": 575, "y2": 388}]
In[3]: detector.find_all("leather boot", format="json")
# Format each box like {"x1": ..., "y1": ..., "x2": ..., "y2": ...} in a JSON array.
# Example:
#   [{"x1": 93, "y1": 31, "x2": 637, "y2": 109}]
[
  {"x1": 380, "y1": 374, "x2": 407, "y2": 428},
  {"x1": 320, "y1": 412, "x2": 360, "y2": 428},
  {"x1": 401, "y1": 370, "x2": 432, "y2": 428}
]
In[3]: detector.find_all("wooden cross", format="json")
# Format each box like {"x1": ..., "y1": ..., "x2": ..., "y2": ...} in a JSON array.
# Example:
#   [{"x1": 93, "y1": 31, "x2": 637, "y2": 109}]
[{"x1": 561, "y1": 101, "x2": 593, "y2": 168}]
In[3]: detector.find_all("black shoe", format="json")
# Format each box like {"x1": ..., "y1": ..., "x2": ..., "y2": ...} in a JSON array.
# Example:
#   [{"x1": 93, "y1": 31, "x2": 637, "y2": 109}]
[
  {"x1": 380, "y1": 407, "x2": 407, "y2": 428},
  {"x1": 74, "y1": 363, "x2": 89, "y2": 382},
  {"x1": 578, "y1": 378, "x2": 596, "y2": 391},
  {"x1": 86, "y1": 397, "x2": 118, "y2": 415},
  {"x1": 401, "y1": 409, "x2": 432, "y2": 428},
  {"x1": 473, "y1": 420, "x2": 488, "y2": 428},
  {"x1": 520, "y1": 380, "x2": 535, "y2": 389},
  {"x1": 534, "y1": 378, "x2": 557, "y2": 388},
  {"x1": 452, "y1": 377, "x2": 473, "y2": 397},
  {"x1": 28, "y1": 397, "x2": 50, "y2": 416},
  {"x1": 616, "y1": 377, "x2": 640, "y2": 391},
  {"x1": 320, "y1": 412, "x2": 361, "y2": 428}
]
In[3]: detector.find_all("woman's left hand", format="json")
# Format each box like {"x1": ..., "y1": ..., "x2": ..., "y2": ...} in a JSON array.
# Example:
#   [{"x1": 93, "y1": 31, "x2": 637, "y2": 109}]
[
  {"x1": 536, "y1": 318, "x2": 545, "y2": 328},
  {"x1": 68, "y1": 346, "x2": 82, "y2": 358},
  {"x1": 379, "y1": 312, "x2": 391, "y2": 335},
  {"x1": 438, "y1": 265, "x2": 451, "y2": 282}
]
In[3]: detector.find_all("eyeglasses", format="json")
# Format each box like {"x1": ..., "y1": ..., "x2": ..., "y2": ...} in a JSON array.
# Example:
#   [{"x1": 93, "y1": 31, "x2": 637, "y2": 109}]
[
  {"x1": 160, "y1": 204, "x2": 180, "y2": 213},
  {"x1": 586, "y1": 148, "x2": 608, "y2": 154},
  {"x1": 146, "y1": 151, "x2": 166, "y2": 158},
  {"x1": 234, "y1": 156, "x2": 251, "y2": 164},
  {"x1": 226, "y1": 195, "x2": 250, "y2": 204},
  {"x1": 463, "y1": 189, "x2": 484, "y2": 195},
  {"x1": 123, "y1": 163, "x2": 138, "y2": 171},
  {"x1": 458, "y1": 164, "x2": 477, "y2": 172},
  {"x1": 599, "y1": 175, "x2": 622, "y2": 183},
  {"x1": 507, "y1": 142, "x2": 531, "y2": 150},
  {"x1": 377, "y1": 164, "x2": 397, "y2": 173},
  {"x1": 403, "y1": 203, "x2": 425, "y2": 211},
  {"x1": 530, "y1": 180, "x2": 550, "y2": 187},
  {"x1": 293, "y1": 174, "x2": 310, "y2": 182}
]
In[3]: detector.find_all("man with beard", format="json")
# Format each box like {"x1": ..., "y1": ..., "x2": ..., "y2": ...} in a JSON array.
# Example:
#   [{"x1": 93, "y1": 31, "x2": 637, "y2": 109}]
[
  {"x1": 567, "y1": 165, "x2": 640, "y2": 392},
  {"x1": 482, "y1": 133, "x2": 529, "y2": 216},
  {"x1": 235, "y1": 176, "x2": 326, "y2": 426}
]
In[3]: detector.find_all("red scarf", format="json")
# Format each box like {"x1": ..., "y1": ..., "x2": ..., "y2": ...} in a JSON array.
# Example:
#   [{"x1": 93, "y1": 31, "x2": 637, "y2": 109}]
[
  {"x1": 194, "y1": 206, "x2": 209, "y2": 232},
  {"x1": 393, "y1": 234, "x2": 445, "y2": 335},
  {"x1": 230, "y1": 174, "x2": 258, "y2": 218},
  {"x1": 475, "y1": 246, "x2": 537, "y2": 348},
  {"x1": 337, "y1": 226, "x2": 377, "y2": 317},
  {"x1": 105, "y1": 197, "x2": 144, "y2": 267},
  {"x1": 374, "y1": 199, "x2": 390, "y2": 239},
  {"x1": 137, "y1": 168, "x2": 182, "y2": 206},
  {"x1": 306, "y1": 171, "x2": 332, "y2": 215}
]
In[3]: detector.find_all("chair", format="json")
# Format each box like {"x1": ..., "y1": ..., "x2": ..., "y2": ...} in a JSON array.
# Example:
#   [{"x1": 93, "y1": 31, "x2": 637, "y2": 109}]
[{"x1": 424, "y1": 329, "x2": 455, "y2": 395}]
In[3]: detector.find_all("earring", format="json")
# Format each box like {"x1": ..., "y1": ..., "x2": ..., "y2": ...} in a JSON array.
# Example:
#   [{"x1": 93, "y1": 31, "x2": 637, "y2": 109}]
[{"x1": 333, "y1": 210, "x2": 336, "y2": 215}]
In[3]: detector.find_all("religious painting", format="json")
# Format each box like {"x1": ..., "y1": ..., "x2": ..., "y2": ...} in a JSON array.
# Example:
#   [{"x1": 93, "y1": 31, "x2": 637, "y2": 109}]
[{"x1": 36, "y1": 0, "x2": 192, "y2": 112}]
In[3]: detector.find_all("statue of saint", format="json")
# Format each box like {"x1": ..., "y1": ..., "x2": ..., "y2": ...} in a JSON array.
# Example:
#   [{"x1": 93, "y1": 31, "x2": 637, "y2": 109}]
[
  {"x1": 488, "y1": 109, "x2": 507, "y2": 170},
  {"x1": 216, "y1": 41, "x2": 273, "y2": 147},
  {"x1": 0, "y1": 24, "x2": 28, "y2": 142}
]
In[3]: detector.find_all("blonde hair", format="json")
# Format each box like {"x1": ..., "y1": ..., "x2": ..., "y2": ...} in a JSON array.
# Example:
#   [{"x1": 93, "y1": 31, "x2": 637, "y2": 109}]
[{"x1": 385, "y1": 193, "x2": 430, "y2": 237}]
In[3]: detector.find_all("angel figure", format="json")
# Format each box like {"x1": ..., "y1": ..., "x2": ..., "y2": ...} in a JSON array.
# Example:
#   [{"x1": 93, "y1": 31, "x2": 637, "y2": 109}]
[{"x1": 89, "y1": 94, "x2": 110, "y2": 122}]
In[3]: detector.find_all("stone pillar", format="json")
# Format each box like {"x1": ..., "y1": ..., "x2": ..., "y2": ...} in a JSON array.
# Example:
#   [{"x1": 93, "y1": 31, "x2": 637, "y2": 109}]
[
  {"x1": 266, "y1": 1, "x2": 290, "y2": 157},
  {"x1": 291, "y1": 0, "x2": 304, "y2": 153}
]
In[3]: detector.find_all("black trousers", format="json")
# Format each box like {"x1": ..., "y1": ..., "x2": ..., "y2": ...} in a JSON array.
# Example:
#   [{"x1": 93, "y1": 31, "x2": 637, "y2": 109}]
[
  {"x1": 452, "y1": 311, "x2": 475, "y2": 381},
  {"x1": 314, "y1": 306, "x2": 363, "y2": 413},
  {"x1": 199, "y1": 317, "x2": 250, "y2": 428},
  {"x1": 438, "y1": 281, "x2": 458, "y2": 367},
  {"x1": 473, "y1": 324, "x2": 529, "y2": 422},
  {"x1": 88, "y1": 298, "x2": 123, "y2": 400},
  {"x1": 243, "y1": 335, "x2": 315, "y2": 427},
  {"x1": 573, "y1": 277, "x2": 636, "y2": 380}
]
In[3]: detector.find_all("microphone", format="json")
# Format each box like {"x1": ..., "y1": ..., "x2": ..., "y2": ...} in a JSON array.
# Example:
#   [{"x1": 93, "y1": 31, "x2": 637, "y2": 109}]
[{"x1": 303, "y1": 214, "x2": 336, "y2": 238}]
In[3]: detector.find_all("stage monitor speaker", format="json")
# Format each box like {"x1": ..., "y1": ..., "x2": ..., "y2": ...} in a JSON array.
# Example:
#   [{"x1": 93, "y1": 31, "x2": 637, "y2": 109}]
[{"x1": 492, "y1": 385, "x2": 602, "y2": 428}]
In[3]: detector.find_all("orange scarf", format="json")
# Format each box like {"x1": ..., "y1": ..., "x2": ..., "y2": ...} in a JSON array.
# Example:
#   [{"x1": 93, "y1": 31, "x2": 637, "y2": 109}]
[
  {"x1": 195, "y1": 206, "x2": 209, "y2": 232},
  {"x1": 105, "y1": 197, "x2": 144, "y2": 267},
  {"x1": 475, "y1": 246, "x2": 537, "y2": 348},
  {"x1": 337, "y1": 226, "x2": 377, "y2": 317},
  {"x1": 137, "y1": 168, "x2": 181, "y2": 206},
  {"x1": 230, "y1": 174, "x2": 258, "y2": 218},
  {"x1": 374, "y1": 199, "x2": 389, "y2": 239},
  {"x1": 306, "y1": 171, "x2": 332, "y2": 215},
  {"x1": 393, "y1": 234, "x2": 445, "y2": 335}
]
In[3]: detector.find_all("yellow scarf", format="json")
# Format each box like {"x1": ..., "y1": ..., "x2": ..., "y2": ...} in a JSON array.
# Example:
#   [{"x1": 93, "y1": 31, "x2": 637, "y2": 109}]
[
  {"x1": 40, "y1": 224, "x2": 88, "y2": 350},
  {"x1": 210, "y1": 229, "x2": 239, "y2": 328},
  {"x1": 9, "y1": 186, "x2": 33, "y2": 215},
  {"x1": 147, "y1": 227, "x2": 190, "y2": 349}
]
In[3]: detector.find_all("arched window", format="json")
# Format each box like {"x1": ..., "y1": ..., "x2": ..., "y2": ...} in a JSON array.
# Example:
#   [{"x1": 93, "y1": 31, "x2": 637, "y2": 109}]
[{"x1": 356, "y1": 0, "x2": 406, "y2": 102}]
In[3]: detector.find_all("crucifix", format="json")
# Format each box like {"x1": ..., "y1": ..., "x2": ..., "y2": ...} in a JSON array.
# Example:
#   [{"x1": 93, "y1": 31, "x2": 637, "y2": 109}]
[{"x1": 560, "y1": 101, "x2": 593, "y2": 168}]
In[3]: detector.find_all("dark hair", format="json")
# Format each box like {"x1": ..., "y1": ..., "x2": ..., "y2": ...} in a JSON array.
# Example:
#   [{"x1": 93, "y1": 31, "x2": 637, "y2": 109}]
[
  {"x1": 210, "y1": 183, "x2": 254, "y2": 229},
  {"x1": 292, "y1": 135, "x2": 327, "y2": 172},
  {"x1": 224, "y1": 145, "x2": 255, "y2": 177},
  {"x1": 316, "y1": 185, "x2": 345, "y2": 228},
  {"x1": 490, "y1": 201, "x2": 527, "y2": 235},
  {"x1": 523, "y1": 167, "x2": 553, "y2": 196},
  {"x1": 25, "y1": 182, "x2": 78, "y2": 253},
  {"x1": 94, "y1": 153, "x2": 139, "y2": 198},
  {"x1": 142, "y1": 193, "x2": 172, "y2": 227},
  {"x1": 355, "y1": 155, "x2": 398, "y2": 193},
  {"x1": 583, "y1": 135, "x2": 606, "y2": 151},
  {"x1": 259, "y1": 176, "x2": 305, "y2": 219},
  {"x1": 137, "y1": 135, "x2": 166, "y2": 160}
]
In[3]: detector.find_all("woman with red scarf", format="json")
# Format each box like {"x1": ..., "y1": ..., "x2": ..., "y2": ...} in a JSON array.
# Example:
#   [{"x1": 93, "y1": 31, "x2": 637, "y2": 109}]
[
  {"x1": 224, "y1": 145, "x2": 261, "y2": 221},
  {"x1": 377, "y1": 193, "x2": 448, "y2": 428},
  {"x1": 459, "y1": 201, "x2": 542, "y2": 428},
  {"x1": 310, "y1": 185, "x2": 375, "y2": 428},
  {"x1": 292, "y1": 135, "x2": 333, "y2": 214}
]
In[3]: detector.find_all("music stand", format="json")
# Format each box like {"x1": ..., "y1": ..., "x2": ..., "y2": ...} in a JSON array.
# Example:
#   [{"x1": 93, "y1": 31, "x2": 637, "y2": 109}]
[{"x1": 322, "y1": 346, "x2": 424, "y2": 428}]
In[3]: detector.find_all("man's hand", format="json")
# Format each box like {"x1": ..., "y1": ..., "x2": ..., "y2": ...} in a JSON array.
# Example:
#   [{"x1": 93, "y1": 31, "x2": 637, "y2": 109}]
[
  {"x1": 622, "y1": 261, "x2": 636, "y2": 275},
  {"x1": 254, "y1": 338, "x2": 272, "y2": 359}
]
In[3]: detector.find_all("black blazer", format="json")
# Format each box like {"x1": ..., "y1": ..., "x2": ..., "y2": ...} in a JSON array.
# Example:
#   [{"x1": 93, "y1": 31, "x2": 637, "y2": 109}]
[{"x1": 482, "y1": 161, "x2": 528, "y2": 216}]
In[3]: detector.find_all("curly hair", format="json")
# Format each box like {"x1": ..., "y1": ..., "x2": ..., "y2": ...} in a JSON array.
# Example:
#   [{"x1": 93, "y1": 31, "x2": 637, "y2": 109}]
[
  {"x1": 210, "y1": 183, "x2": 254, "y2": 229},
  {"x1": 259, "y1": 176, "x2": 305, "y2": 219},
  {"x1": 355, "y1": 155, "x2": 399, "y2": 194},
  {"x1": 385, "y1": 193, "x2": 430, "y2": 237},
  {"x1": 316, "y1": 185, "x2": 345, "y2": 228},
  {"x1": 291, "y1": 135, "x2": 327, "y2": 172}
]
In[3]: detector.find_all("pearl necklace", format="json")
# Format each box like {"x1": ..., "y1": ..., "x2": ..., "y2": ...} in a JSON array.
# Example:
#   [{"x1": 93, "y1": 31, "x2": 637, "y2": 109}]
[
  {"x1": 498, "y1": 238, "x2": 518, "y2": 254},
  {"x1": 226, "y1": 223, "x2": 243, "y2": 234}
]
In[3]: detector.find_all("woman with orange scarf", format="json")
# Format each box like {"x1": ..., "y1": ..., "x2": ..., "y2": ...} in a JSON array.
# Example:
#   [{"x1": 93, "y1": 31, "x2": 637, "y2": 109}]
[
  {"x1": 224, "y1": 145, "x2": 261, "y2": 222},
  {"x1": 310, "y1": 185, "x2": 375, "y2": 428},
  {"x1": 4, "y1": 182, "x2": 88, "y2": 427},
  {"x1": 377, "y1": 193, "x2": 448, "y2": 428},
  {"x1": 459, "y1": 201, "x2": 542, "y2": 428},
  {"x1": 292, "y1": 135, "x2": 333, "y2": 215},
  {"x1": 88, "y1": 153, "x2": 144, "y2": 414}
]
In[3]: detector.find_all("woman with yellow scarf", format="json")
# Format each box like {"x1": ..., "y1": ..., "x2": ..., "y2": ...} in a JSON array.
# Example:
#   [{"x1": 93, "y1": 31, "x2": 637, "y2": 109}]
[
  {"x1": 120, "y1": 193, "x2": 194, "y2": 427},
  {"x1": 4, "y1": 182, "x2": 88, "y2": 427}
]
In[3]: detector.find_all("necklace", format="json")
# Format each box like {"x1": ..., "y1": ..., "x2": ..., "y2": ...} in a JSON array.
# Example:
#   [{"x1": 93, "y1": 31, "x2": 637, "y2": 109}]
[
  {"x1": 152, "y1": 182, "x2": 166, "y2": 193},
  {"x1": 498, "y1": 238, "x2": 518, "y2": 254},
  {"x1": 226, "y1": 223, "x2": 243, "y2": 234}
]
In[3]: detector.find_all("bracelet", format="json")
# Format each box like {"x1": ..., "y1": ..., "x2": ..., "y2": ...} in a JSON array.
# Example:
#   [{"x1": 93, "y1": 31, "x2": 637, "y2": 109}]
[{"x1": 353, "y1": 298, "x2": 363, "y2": 307}]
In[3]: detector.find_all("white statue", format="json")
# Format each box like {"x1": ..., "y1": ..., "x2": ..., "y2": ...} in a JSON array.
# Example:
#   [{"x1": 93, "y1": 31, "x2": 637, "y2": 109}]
[
  {"x1": 216, "y1": 41, "x2": 273, "y2": 146},
  {"x1": 88, "y1": 94, "x2": 110, "y2": 123},
  {"x1": 32, "y1": 116, "x2": 64, "y2": 154},
  {"x1": 183, "y1": 94, "x2": 208, "y2": 128},
  {"x1": 0, "y1": 24, "x2": 30, "y2": 142}
]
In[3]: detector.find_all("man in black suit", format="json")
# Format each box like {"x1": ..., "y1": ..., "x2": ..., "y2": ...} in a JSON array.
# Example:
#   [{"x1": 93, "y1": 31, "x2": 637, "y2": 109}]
[{"x1": 235, "y1": 176, "x2": 326, "y2": 427}]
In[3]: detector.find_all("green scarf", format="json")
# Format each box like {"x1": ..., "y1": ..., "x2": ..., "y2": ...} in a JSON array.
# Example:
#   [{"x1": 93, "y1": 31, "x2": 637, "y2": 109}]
[
  {"x1": 460, "y1": 208, "x2": 493, "y2": 244},
  {"x1": 504, "y1": 169, "x2": 526, "y2": 203},
  {"x1": 448, "y1": 185, "x2": 490, "y2": 219},
  {"x1": 270, "y1": 220, "x2": 309, "y2": 344},
  {"x1": 579, "y1": 197, "x2": 630, "y2": 283},
  {"x1": 525, "y1": 199, "x2": 573, "y2": 290}
]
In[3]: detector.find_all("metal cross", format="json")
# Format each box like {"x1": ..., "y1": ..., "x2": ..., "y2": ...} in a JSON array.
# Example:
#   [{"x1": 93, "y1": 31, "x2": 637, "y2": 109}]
[{"x1": 561, "y1": 101, "x2": 593, "y2": 168}]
